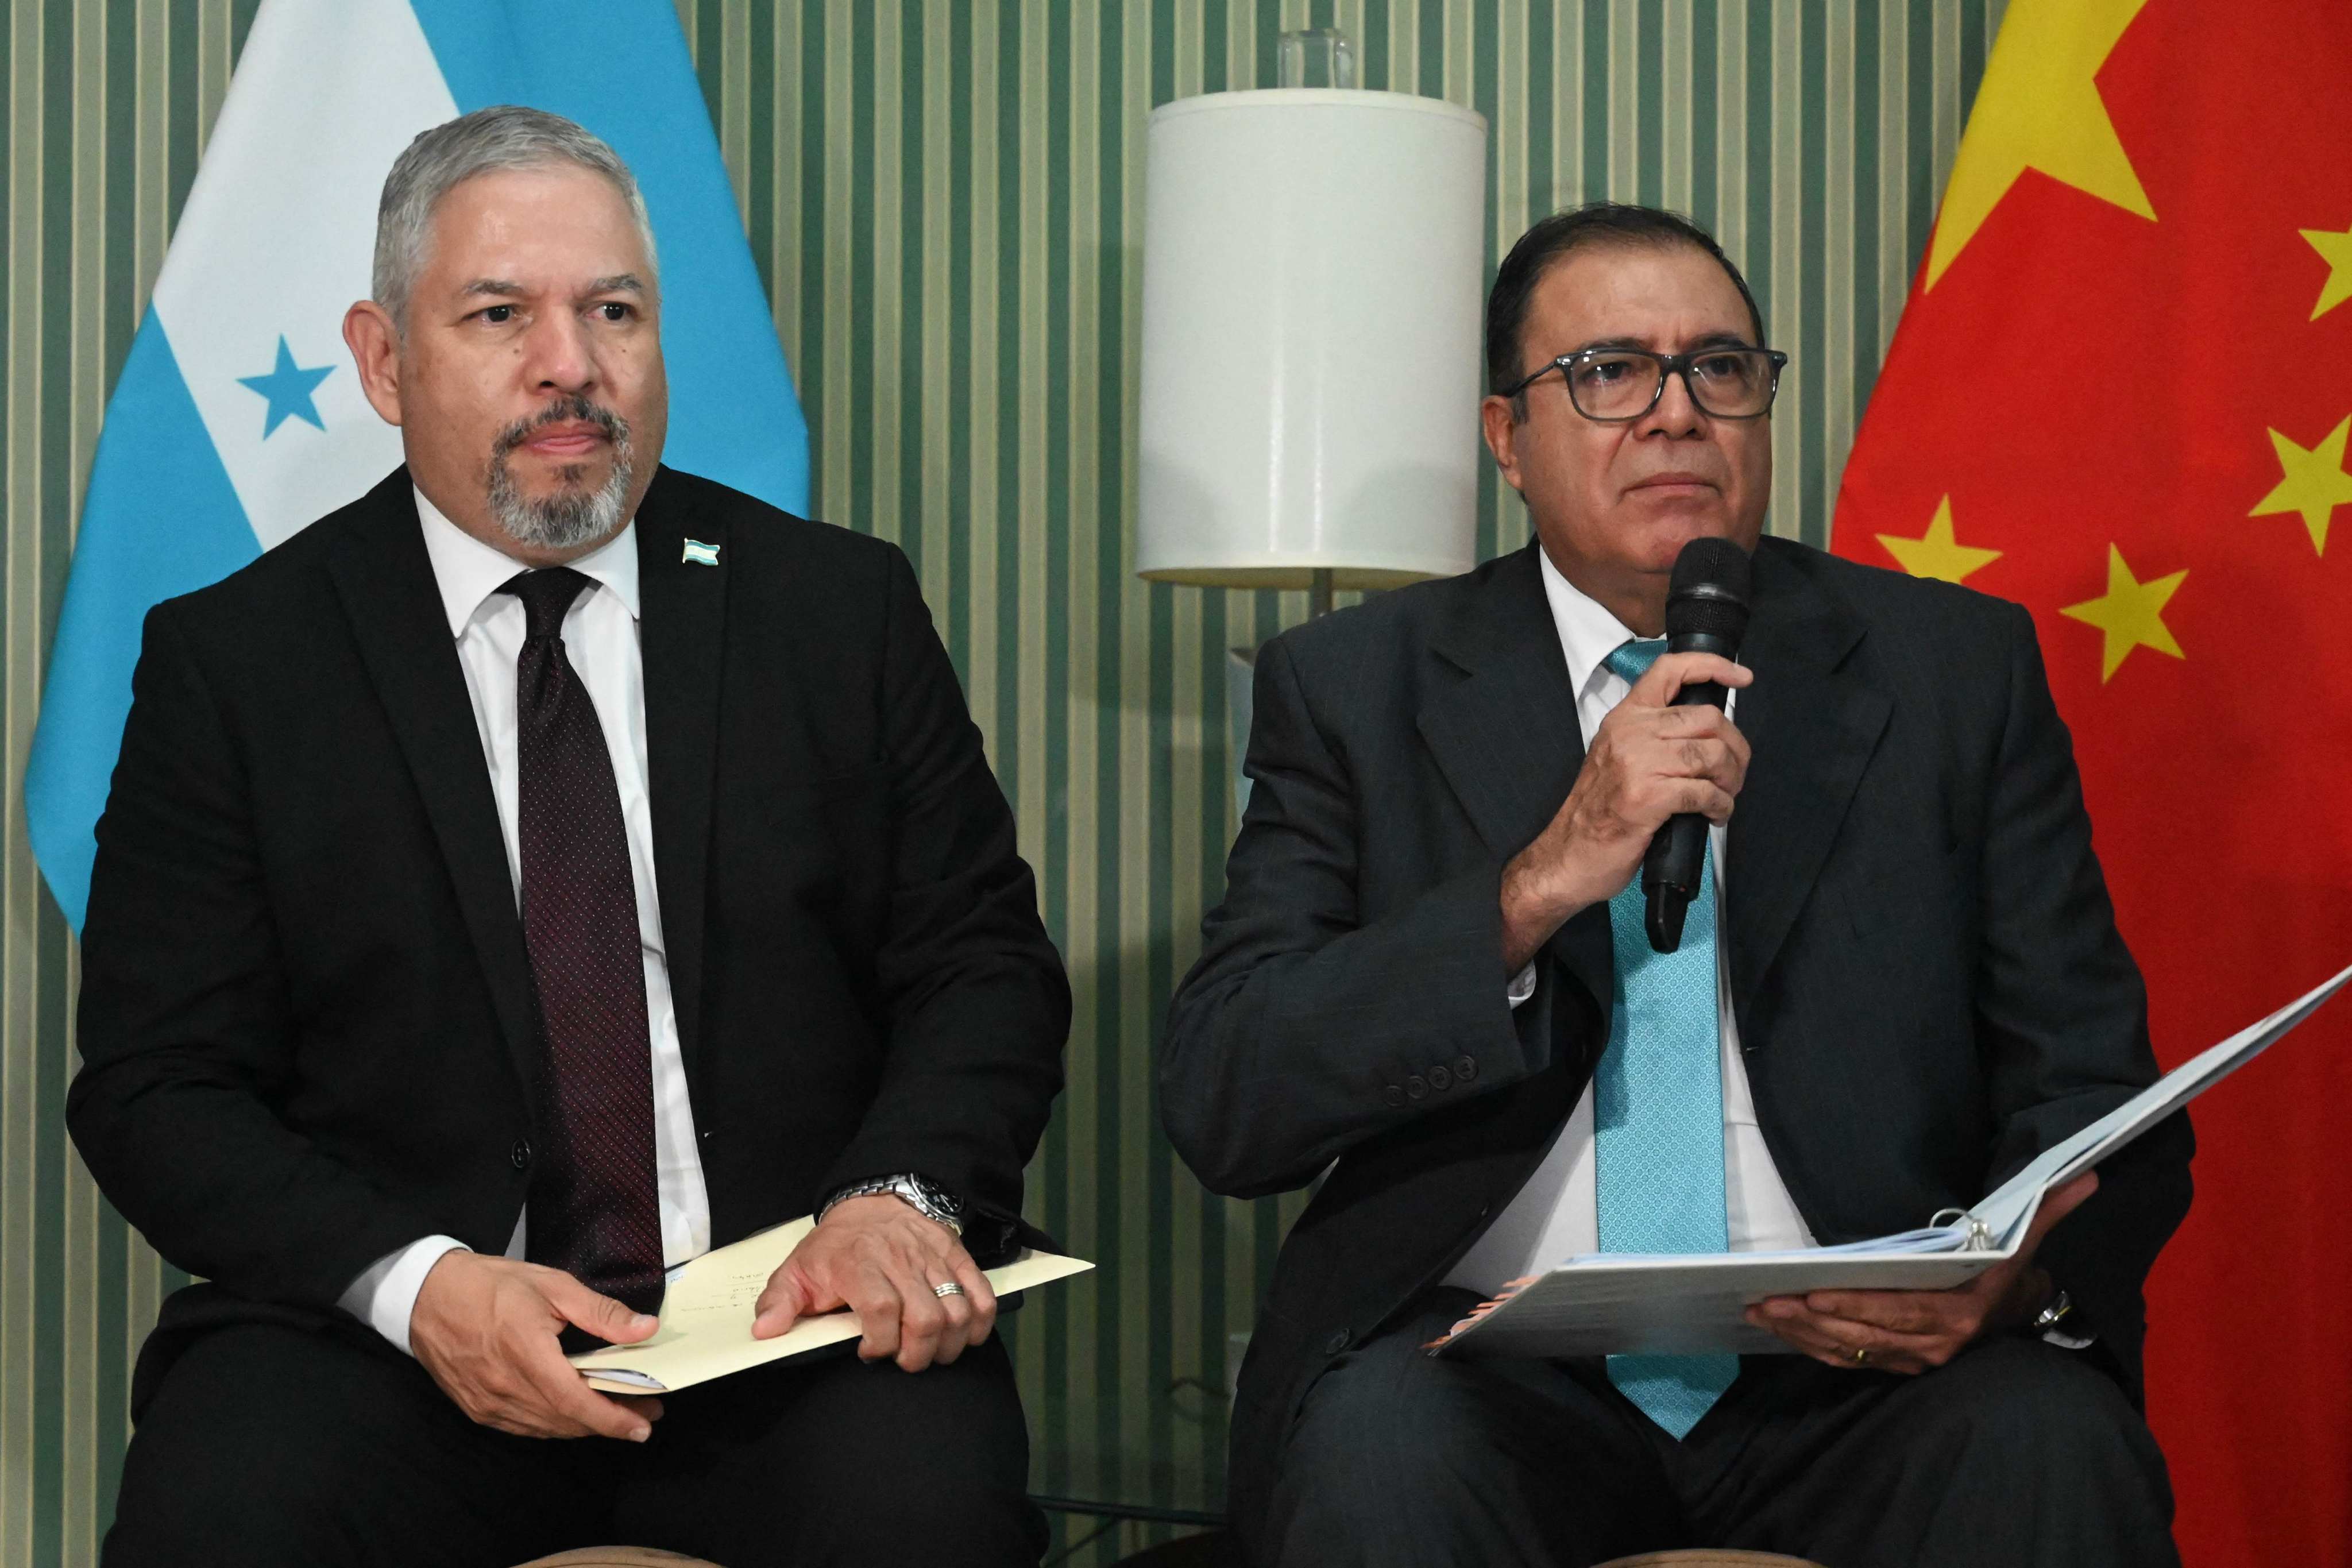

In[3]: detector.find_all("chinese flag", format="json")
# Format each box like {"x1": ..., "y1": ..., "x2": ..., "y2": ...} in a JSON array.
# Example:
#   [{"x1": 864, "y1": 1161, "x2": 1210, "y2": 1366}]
[{"x1": 1830, "y1": 2, "x2": 2352, "y2": 1563}]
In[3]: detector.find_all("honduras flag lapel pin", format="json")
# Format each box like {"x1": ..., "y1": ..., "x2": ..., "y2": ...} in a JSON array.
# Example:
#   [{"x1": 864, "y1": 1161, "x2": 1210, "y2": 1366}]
[{"x1": 681, "y1": 538, "x2": 721, "y2": 567}]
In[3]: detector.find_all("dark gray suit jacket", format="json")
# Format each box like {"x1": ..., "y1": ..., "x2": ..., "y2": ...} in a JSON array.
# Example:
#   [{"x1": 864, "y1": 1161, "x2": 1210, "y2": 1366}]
[{"x1": 1160, "y1": 537, "x2": 2193, "y2": 1550}]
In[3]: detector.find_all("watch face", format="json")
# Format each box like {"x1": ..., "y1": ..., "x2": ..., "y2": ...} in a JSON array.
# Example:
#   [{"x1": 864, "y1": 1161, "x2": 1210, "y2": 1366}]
[{"x1": 912, "y1": 1178, "x2": 966, "y2": 1216}]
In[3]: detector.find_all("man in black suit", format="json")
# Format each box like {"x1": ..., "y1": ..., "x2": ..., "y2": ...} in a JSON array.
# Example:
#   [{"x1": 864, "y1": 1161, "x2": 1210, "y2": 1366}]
[
  {"x1": 1160, "y1": 203, "x2": 2192, "y2": 1567},
  {"x1": 69, "y1": 107, "x2": 1066, "y2": 1567}
]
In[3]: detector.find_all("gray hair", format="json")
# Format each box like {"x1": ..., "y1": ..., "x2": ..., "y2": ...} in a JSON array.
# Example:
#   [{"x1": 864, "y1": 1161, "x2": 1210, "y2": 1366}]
[{"x1": 372, "y1": 105, "x2": 658, "y2": 333}]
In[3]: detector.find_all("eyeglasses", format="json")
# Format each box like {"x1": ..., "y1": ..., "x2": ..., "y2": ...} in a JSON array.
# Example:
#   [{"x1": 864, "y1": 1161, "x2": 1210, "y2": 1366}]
[{"x1": 1501, "y1": 346, "x2": 1789, "y2": 422}]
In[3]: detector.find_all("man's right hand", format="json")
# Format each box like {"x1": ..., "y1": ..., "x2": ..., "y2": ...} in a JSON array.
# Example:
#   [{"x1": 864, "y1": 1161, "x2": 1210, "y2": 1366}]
[
  {"x1": 408, "y1": 1250, "x2": 664, "y2": 1442},
  {"x1": 1500, "y1": 650, "x2": 1753, "y2": 971}
]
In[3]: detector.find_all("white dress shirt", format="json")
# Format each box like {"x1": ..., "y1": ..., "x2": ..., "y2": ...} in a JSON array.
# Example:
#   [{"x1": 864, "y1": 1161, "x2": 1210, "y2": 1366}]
[
  {"x1": 335, "y1": 491, "x2": 712, "y2": 1354},
  {"x1": 1446, "y1": 549, "x2": 1815, "y2": 1297}
]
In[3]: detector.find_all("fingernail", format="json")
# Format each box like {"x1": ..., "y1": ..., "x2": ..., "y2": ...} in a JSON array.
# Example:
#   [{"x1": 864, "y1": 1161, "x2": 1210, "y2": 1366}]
[
  {"x1": 630, "y1": 1426, "x2": 650, "y2": 1443},
  {"x1": 631, "y1": 1314, "x2": 657, "y2": 1331}
]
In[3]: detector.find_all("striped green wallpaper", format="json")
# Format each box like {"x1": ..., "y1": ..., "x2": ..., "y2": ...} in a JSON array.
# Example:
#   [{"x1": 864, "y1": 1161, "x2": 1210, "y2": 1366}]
[{"x1": 0, "y1": 3, "x2": 2003, "y2": 1561}]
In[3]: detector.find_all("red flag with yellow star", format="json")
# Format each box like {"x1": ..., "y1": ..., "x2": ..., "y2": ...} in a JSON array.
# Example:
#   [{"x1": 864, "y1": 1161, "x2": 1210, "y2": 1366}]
[{"x1": 1831, "y1": 2, "x2": 2352, "y2": 1561}]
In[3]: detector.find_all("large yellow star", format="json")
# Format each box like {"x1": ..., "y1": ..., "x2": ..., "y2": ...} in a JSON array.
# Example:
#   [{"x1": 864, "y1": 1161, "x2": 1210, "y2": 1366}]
[
  {"x1": 1924, "y1": 0, "x2": 2155, "y2": 290},
  {"x1": 2061, "y1": 545, "x2": 2185, "y2": 682},
  {"x1": 2301, "y1": 222, "x2": 2352, "y2": 320},
  {"x1": 1878, "y1": 495, "x2": 2003, "y2": 585},
  {"x1": 2249, "y1": 414, "x2": 2352, "y2": 556}
]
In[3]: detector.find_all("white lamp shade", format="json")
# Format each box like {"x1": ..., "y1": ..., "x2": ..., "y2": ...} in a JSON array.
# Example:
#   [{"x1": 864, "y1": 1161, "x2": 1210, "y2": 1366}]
[{"x1": 1137, "y1": 89, "x2": 1488, "y2": 590}]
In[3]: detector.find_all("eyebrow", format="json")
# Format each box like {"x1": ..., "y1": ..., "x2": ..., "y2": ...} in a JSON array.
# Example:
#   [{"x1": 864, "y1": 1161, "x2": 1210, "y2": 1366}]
[
  {"x1": 1563, "y1": 329, "x2": 1758, "y2": 356},
  {"x1": 457, "y1": 273, "x2": 648, "y2": 299}
]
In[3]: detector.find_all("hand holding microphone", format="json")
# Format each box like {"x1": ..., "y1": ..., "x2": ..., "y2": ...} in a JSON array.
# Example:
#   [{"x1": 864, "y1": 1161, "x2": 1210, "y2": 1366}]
[{"x1": 1497, "y1": 537, "x2": 1756, "y2": 972}]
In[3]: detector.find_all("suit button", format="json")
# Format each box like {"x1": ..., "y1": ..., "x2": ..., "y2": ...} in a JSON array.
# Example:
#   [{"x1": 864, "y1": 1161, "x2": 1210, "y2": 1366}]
[
  {"x1": 510, "y1": 1139, "x2": 531, "y2": 1169},
  {"x1": 1324, "y1": 1330, "x2": 1351, "y2": 1355},
  {"x1": 1427, "y1": 1065, "x2": 1453, "y2": 1091},
  {"x1": 1405, "y1": 1075, "x2": 1429, "y2": 1100},
  {"x1": 1454, "y1": 1054, "x2": 1478, "y2": 1082},
  {"x1": 1384, "y1": 1084, "x2": 1407, "y2": 1107}
]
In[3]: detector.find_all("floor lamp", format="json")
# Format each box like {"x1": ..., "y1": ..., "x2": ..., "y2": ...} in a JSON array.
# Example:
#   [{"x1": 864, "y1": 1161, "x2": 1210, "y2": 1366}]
[{"x1": 1136, "y1": 48, "x2": 1488, "y2": 817}]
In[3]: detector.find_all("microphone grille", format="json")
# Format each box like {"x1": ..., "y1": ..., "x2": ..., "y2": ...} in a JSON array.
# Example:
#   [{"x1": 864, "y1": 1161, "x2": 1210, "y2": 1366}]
[{"x1": 1664, "y1": 537, "x2": 1754, "y2": 645}]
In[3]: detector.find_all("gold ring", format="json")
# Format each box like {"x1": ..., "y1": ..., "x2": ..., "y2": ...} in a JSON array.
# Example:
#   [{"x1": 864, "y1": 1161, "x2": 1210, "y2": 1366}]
[{"x1": 1851, "y1": 1346, "x2": 1869, "y2": 1365}]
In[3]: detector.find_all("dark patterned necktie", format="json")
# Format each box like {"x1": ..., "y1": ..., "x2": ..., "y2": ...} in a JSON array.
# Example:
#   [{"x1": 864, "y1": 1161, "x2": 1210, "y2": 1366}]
[{"x1": 502, "y1": 567, "x2": 665, "y2": 1319}]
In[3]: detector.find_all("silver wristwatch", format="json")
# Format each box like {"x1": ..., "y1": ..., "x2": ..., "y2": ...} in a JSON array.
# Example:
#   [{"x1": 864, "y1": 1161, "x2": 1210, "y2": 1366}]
[
  {"x1": 2032, "y1": 1288, "x2": 2097, "y2": 1350},
  {"x1": 820, "y1": 1173, "x2": 966, "y2": 1237}
]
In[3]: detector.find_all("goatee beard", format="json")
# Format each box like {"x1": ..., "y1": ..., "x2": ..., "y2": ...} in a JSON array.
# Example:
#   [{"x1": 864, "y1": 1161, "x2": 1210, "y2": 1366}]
[{"x1": 485, "y1": 396, "x2": 635, "y2": 551}]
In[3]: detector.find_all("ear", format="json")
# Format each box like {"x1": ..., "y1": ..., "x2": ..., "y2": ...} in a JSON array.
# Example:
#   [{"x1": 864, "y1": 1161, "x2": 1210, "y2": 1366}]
[
  {"x1": 1480, "y1": 394, "x2": 1527, "y2": 493},
  {"x1": 342, "y1": 300, "x2": 406, "y2": 427}
]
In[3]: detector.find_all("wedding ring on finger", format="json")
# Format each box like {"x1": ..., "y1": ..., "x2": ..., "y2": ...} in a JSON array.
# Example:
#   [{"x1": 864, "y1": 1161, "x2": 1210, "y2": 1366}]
[
  {"x1": 933, "y1": 1281, "x2": 966, "y2": 1299},
  {"x1": 1851, "y1": 1346, "x2": 1870, "y2": 1366}
]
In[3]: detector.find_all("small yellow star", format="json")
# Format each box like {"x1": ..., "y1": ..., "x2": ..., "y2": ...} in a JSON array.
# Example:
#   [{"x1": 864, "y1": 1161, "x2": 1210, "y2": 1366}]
[
  {"x1": 1924, "y1": 0, "x2": 2155, "y2": 290},
  {"x1": 2301, "y1": 222, "x2": 2352, "y2": 321},
  {"x1": 2248, "y1": 414, "x2": 2352, "y2": 556},
  {"x1": 1877, "y1": 495, "x2": 2003, "y2": 585},
  {"x1": 2061, "y1": 545, "x2": 2185, "y2": 682}
]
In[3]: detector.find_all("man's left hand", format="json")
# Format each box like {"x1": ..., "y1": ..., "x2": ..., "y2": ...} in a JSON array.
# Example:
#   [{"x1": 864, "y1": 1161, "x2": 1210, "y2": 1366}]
[
  {"x1": 751, "y1": 1194, "x2": 997, "y2": 1371},
  {"x1": 1744, "y1": 1171, "x2": 2098, "y2": 1375}
]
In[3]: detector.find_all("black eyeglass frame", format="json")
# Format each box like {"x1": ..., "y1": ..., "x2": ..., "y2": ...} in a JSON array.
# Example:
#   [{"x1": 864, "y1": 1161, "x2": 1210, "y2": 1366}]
[{"x1": 1501, "y1": 346, "x2": 1790, "y2": 422}]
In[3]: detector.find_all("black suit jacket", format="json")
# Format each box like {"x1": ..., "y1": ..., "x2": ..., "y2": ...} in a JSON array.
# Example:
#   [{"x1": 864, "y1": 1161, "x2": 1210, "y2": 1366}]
[
  {"x1": 68, "y1": 466, "x2": 1069, "y2": 1411},
  {"x1": 1160, "y1": 538, "x2": 2193, "y2": 1549}
]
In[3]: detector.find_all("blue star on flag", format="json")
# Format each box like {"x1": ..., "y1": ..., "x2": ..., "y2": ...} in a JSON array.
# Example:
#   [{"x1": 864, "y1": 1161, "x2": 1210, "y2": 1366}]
[{"x1": 237, "y1": 336, "x2": 335, "y2": 438}]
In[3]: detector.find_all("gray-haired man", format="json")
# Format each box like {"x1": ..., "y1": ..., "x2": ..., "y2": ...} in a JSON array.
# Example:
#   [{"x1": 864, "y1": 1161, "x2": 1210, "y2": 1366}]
[{"x1": 71, "y1": 106, "x2": 1067, "y2": 1567}]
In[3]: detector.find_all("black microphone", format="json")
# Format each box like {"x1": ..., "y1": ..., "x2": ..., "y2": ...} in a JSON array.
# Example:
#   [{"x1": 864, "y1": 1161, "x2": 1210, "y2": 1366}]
[{"x1": 1640, "y1": 537, "x2": 1754, "y2": 953}]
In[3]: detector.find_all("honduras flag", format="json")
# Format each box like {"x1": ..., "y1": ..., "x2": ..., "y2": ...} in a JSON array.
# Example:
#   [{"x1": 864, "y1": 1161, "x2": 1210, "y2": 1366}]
[{"x1": 25, "y1": 0, "x2": 809, "y2": 932}]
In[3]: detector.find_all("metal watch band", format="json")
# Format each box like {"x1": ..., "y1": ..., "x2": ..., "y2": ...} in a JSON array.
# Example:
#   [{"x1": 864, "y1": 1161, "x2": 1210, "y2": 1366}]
[
  {"x1": 2032, "y1": 1287, "x2": 2098, "y2": 1350},
  {"x1": 821, "y1": 1174, "x2": 965, "y2": 1237}
]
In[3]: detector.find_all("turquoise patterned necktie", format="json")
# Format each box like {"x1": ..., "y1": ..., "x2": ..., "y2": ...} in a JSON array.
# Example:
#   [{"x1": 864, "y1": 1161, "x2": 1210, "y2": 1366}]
[{"x1": 1594, "y1": 638, "x2": 1739, "y2": 1438}]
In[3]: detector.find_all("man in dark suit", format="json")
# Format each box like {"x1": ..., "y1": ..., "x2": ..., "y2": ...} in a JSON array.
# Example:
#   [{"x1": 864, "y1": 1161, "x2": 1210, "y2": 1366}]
[
  {"x1": 1160, "y1": 203, "x2": 2192, "y2": 1567},
  {"x1": 68, "y1": 107, "x2": 1066, "y2": 1567}
]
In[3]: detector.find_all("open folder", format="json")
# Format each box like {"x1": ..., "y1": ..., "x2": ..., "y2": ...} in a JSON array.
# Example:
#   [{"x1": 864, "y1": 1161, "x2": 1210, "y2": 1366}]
[
  {"x1": 1431, "y1": 960, "x2": 2352, "y2": 1360},
  {"x1": 567, "y1": 1218, "x2": 1093, "y2": 1395}
]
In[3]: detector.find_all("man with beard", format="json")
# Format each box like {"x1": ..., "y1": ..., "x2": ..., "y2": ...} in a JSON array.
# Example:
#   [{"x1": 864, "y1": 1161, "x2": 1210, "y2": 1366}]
[{"x1": 68, "y1": 107, "x2": 1068, "y2": 1568}]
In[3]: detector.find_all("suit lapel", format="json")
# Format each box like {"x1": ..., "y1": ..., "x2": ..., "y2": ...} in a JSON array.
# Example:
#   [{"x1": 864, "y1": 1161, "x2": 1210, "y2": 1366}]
[
  {"x1": 1415, "y1": 545, "x2": 1615, "y2": 1024},
  {"x1": 323, "y1": 472, "x2": 539, "y2": 1094},
  {"x1": 1724, "y1": 541, "x2": 1891, "y2": 1037},
  {"x1": 633, "y1": 469, "x2": 724, "y2": 1090}
]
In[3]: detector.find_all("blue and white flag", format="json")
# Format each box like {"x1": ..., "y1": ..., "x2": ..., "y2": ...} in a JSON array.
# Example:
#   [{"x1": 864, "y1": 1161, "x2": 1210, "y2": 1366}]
[{"x1": 26, "y1": 0, "x2": 809, "y2": 931}]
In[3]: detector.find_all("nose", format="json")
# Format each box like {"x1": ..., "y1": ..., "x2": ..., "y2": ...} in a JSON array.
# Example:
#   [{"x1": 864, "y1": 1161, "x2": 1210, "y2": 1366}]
[
  {"x1": 1639, "y1": 364, "x2": 1706, "y2": 437},
  {"x1": 520, "y1": 308, "x2": 596, "y2": 395}
]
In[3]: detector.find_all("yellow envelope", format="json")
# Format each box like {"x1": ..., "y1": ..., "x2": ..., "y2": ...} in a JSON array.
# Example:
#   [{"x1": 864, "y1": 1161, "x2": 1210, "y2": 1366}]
[{"x1": 568, "y1": 1216, "x2": 1092, "y2": 1395}]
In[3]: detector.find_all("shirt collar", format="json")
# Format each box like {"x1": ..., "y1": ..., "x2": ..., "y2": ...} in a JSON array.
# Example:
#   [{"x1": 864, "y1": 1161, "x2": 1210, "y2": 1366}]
[
  {"x1": 1535, "y1": 544, "x2": 1643, "y2": 698},
  {"x1": 414, "y1": 486, "x2": 641, "y2": 638}
]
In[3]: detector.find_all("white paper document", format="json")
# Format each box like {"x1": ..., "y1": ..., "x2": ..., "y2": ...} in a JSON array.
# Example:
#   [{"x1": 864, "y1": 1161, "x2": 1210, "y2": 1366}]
[
  {"x1": 568, "y1": 1217, "x2": 1094, "y2": 1394},
  {"x1": 1434, "y1": 961, "x2": 2352, "y2": 1360}
]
